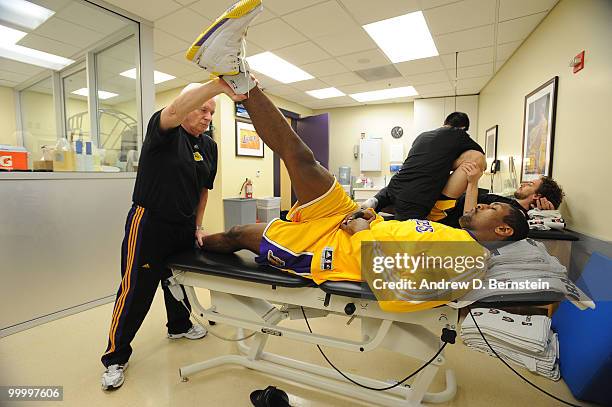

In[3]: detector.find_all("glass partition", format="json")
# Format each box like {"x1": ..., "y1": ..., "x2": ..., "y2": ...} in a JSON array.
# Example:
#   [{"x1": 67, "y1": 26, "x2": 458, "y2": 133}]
[
  {"x1": 20, "y1": 77, "x2": 55, "y2": 161},
  {"x1": 63, "y1": 67, "x2": 89, "y2": 143},
  {"x1": 95, "y1": 35, "x2": 139, "y2": 171}
]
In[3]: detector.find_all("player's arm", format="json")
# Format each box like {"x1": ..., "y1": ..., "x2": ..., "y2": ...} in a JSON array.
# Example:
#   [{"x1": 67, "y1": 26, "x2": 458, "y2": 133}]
[
  {"x1": 160, "y1": 79, "x2": 244, "y2": 131},
  {"x1": 461, "y1": 162, "x2": 483, "y2": 214}
]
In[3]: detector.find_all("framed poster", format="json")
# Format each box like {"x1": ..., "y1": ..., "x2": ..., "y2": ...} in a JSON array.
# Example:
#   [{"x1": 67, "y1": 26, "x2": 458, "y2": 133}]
[
  {"x1": 236, "y1": 119, "x2": 264, "y2": 158},
  {"x1": 520, "y1": 76, "x2": 558, "y2": 181},
  {"x1": 235, "y1": 102, "x2": 250, "y2": 119},
  {"x1": 485, "y1": 125, "x2": 498, "y2": 163}
]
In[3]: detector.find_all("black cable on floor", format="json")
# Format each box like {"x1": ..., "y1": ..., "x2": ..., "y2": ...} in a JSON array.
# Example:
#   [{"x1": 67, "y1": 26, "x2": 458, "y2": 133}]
[
  {"x1": 468, "y1": 308, "x2": 582, "y2": 407},
  {"x1": 300, "y1": 306, "x2": 446, "y2": 392}
]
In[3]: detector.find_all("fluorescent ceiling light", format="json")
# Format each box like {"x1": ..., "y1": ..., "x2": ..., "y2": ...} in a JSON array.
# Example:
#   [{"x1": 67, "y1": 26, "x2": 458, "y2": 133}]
[
  {"x1": 0, "y1": 44, "x2": 74, "y2": 70},
  {"x1": 350, "y1": 86, "x2": 418, "y2": 102},
  {"x1": 363, "y1": 11, "x2": 438, "y2": 63},
  {"x1": 246, "y1": 52, "x2": 313, "y2": 84},
  {"x1": 120, "y1": 68, "x2": 176, "y2": 84},
  {"x1": 0, "y1": 0, "x2": 55, "y2": 30},
  {"x1": 306, "y1": 87, "x2": 345, "y2": 99},
  {"x1": 71, "y1": 88, "x2": 118, "y2": 100},
  {"x1": 0, "y1": 25, "x2": 27, "y2": 45},
  {"x1": 0, "y1": 24, "x2": 73, "y2": 70}
]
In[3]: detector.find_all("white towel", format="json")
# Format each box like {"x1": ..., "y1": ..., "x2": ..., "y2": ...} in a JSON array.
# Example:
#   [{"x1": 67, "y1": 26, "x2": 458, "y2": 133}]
[{"x1": 461, "y1": 308, "x2": 560, "y2": 381}]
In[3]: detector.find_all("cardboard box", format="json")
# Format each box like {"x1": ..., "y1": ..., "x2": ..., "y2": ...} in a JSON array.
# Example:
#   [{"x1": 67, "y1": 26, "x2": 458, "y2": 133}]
[
  {"x1": 33, "y1": 160, "x2": 54, "y2": 171},
  {"x1": 0, "y1": 146, "x2": 28, "y2": 170}
]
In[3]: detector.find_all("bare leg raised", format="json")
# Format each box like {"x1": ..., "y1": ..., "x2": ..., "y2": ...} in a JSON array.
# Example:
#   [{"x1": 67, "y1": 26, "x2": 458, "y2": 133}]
[{"x1": 242, "y1": 86, "x2": 334, "y2": 204}]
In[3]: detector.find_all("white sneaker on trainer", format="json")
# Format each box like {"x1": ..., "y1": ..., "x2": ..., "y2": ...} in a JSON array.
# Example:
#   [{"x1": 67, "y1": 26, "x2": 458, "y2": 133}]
[
  {"x1": 186, "y1": 0, "x2": 263, "y2": 76},
  {"x1": 167, "y1": 324, "x2": 207, "y2": 340},
  {"x1": 101, "y1": 363, "x2": 128, "y2": 391}
]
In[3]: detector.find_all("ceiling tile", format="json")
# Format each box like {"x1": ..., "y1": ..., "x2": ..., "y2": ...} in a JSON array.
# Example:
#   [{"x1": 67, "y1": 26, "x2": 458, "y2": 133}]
[
  {"x1": 417, "y1": 90, "x2": 453, "y2": 98},
  {"x1": 424, "y1": 0, "x2": 496, "y2": 35},
  {"x1": 336, "y1": 49, "x2": 391, "y2": 71},
  {"x1": 499, "y1": 0, "x2": 558, "y2": 21},
  {"x1": 28, "y1": 0, "x2": 72, "y2": 12},
  {"x1": 413, "y1": 81, "x2": 453, "y2": 94},
  {"x1": 404, "y1": 70, "x2": 450, "y2": 85},
  {"x1": 340, "y1": 0, "x2": 420, "y2": 25},
  {"x1": 498, "y1": 12, "x2": 547, "y2": 44},
  {"x1": 251, "y1": 72, "x2": 282, "y2": 88},
  {"x1": 319, "y1": 72, "x2": 365, "y2": 87},
  {"x1": 247, "y1": 18, "x2": 307, "y2": 50},
  {"x1": 153, "y1": 28, "x2": 191, "y2": 57},
  {"x1": 0, "y1": 79, "x2": 18, "y2": 88},
  {"x1": 283, "y1": 1, "x2": 360, "y2": 39},
  {"x1": 245, "y1": 41, "x2": 264, "y2": 57},
  {"x1": 188, "y1": 0, "x2": 233, "y2": 20},
  {"x1": 440, "y1": 47, "x2": 494, "y2": 69},
  {"x1": 262, "y1": 84, "x2": 299, "y2": 97},
  {"x1": 155, "y1": 8, "x2": 211, "y2": 42},
  {"x1": 306, "y1": 95, "x2": 356, "y2": 109},
  {"x1": 312, "y1": 27, "x2": 378, "y2": 57},
  {"x1": 155, "y1": 78, "x2": 189, "y2": 94},
  {"x1": 434, "y1": 24, "x2": 495, "y2": 54},
  {"x1": 418, "y1": 0, "x2": 461, "y2": 9},
  {"x1": 156, "y1": 57, "x2": 201, "y2": 77},
  {"x1": 262, "y1": 0, "x2": 326, "y2": 16},
  {"x1": 456, "y1": 75, "x2": 491, "y2": 91},
  {"x1": 104, "y1": 0, "x2": 182, "y2": 22},
  {"x1": 17, "y1": 34, "x2": 80, "y2": 59},
  {"x1": 33, "y1": 16, "x2": 105, "y2": 48},
  {"x1": 0, "y1": 58, "x2": 46, "y2": 77},
  {"x1": 56, "y1": 2, "x2": 129, "y2": 35},
  {"x1": 290, "y1": 78, "x2": 330, "y2": 91},
  {"x1": 274, "y1": 42, "x2": 330, "y2": 66},
  {"x1": 0, "y1": 69, "x2": 31, "y2": 83},
  {"x1": 496, "y1": 40, "x2": 522, "y2": 61},
  {"x1": 301, "y1": 59, "x2": 348, "y2": 77},
  {"x1": 252, "y1": 9, "x2": 276, "y2": 25},
  {"x1": 395, "y1": 56, "x2": 445, "y2": 76},
  {"x1": 339, "y1": 77, "x2": 411, "y2": 94},
  {"x1": 447, "y1": 63, "x2": 493, "y2": 79},
  {"x1": 181, "y1": 70, "x2": 214, "y2": 83},
  {"x1": 274, "y1": 90, "x2": 313, "y2": 101}
]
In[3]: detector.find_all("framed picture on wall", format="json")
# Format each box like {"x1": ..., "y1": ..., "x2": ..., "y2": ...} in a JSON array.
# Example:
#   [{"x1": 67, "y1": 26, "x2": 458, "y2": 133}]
[
  {"x1": 235, "y1": 102, "x2": 250, "y2": 119},
  {"x1": 485, "y1": 125, "x2": 498, "y2": 164},
  {"x1": 236, "y1": 119, "x2": 264, "y2": 158},
  {"x1": 520, "y1": 76, "x2": 558, "y2": 181}
]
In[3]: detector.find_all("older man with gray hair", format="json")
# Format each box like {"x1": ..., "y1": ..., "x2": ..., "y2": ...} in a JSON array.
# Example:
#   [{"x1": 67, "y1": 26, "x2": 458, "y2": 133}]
[{"x1": 100, "y1": 78, "x2": 244, "y2": 390}]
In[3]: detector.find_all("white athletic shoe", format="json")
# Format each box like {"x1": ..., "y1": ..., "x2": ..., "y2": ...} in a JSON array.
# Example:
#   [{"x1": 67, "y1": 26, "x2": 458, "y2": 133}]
[
  {"x1": 101, "y1": 363, "x2": 128, "y2": 391},
  {"x1": 167, "y1": 324, "x2": 207, "y2": 340},
  {"x1": 186, "y1": 0, "x2": 263, "y2": 76}
]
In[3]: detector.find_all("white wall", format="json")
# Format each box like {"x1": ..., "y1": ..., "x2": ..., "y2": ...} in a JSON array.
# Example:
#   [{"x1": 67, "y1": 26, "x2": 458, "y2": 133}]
[
  {"x1": 477, "y1": 0, "x2": 612, "y2": 240},
  {"x1": 0, "y1": 86, "x2": 17, "y2": 146},
  {"x1": 414, "y1": 95, "x2": 479, "y2": 143},
  {"x1": 316, "y1": 102, "x2": 414, "y2": 185}
]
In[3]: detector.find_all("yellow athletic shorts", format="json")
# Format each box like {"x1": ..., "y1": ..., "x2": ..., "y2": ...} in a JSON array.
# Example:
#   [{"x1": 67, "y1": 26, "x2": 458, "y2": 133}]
[
  {"x1": 427, "y1": 199, "x2": 458, "y2": 222},
  {"x1": 255, "y1": 181, "x2": 359, "y2": 278}
]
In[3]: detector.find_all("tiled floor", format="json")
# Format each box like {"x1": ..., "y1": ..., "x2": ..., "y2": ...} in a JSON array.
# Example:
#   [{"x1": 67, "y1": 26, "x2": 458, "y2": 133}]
[{"x1": 0, "y1": 287, "x2": 587, "y2": 406}]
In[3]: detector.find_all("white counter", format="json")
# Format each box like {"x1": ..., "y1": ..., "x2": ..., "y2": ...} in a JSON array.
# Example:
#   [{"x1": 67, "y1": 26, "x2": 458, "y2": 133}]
[{"x1": 353, "y1": 187, "x2": 382, "y2": 201}]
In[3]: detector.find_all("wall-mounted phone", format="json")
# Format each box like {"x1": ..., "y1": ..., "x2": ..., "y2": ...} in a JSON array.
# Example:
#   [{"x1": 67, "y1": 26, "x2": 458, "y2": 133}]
[
  {"x1": 353, "y1": 144, "x2": 359, "y2": 159},
  {"x1": 489, "y1": 159, "x2": 500, "y2": 174}
]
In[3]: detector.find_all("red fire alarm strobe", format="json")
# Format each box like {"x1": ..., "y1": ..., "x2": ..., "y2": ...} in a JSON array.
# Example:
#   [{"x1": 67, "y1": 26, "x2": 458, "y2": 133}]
[{"x1": 571, "y1": 50, "x2": 585, "y2": 73}]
